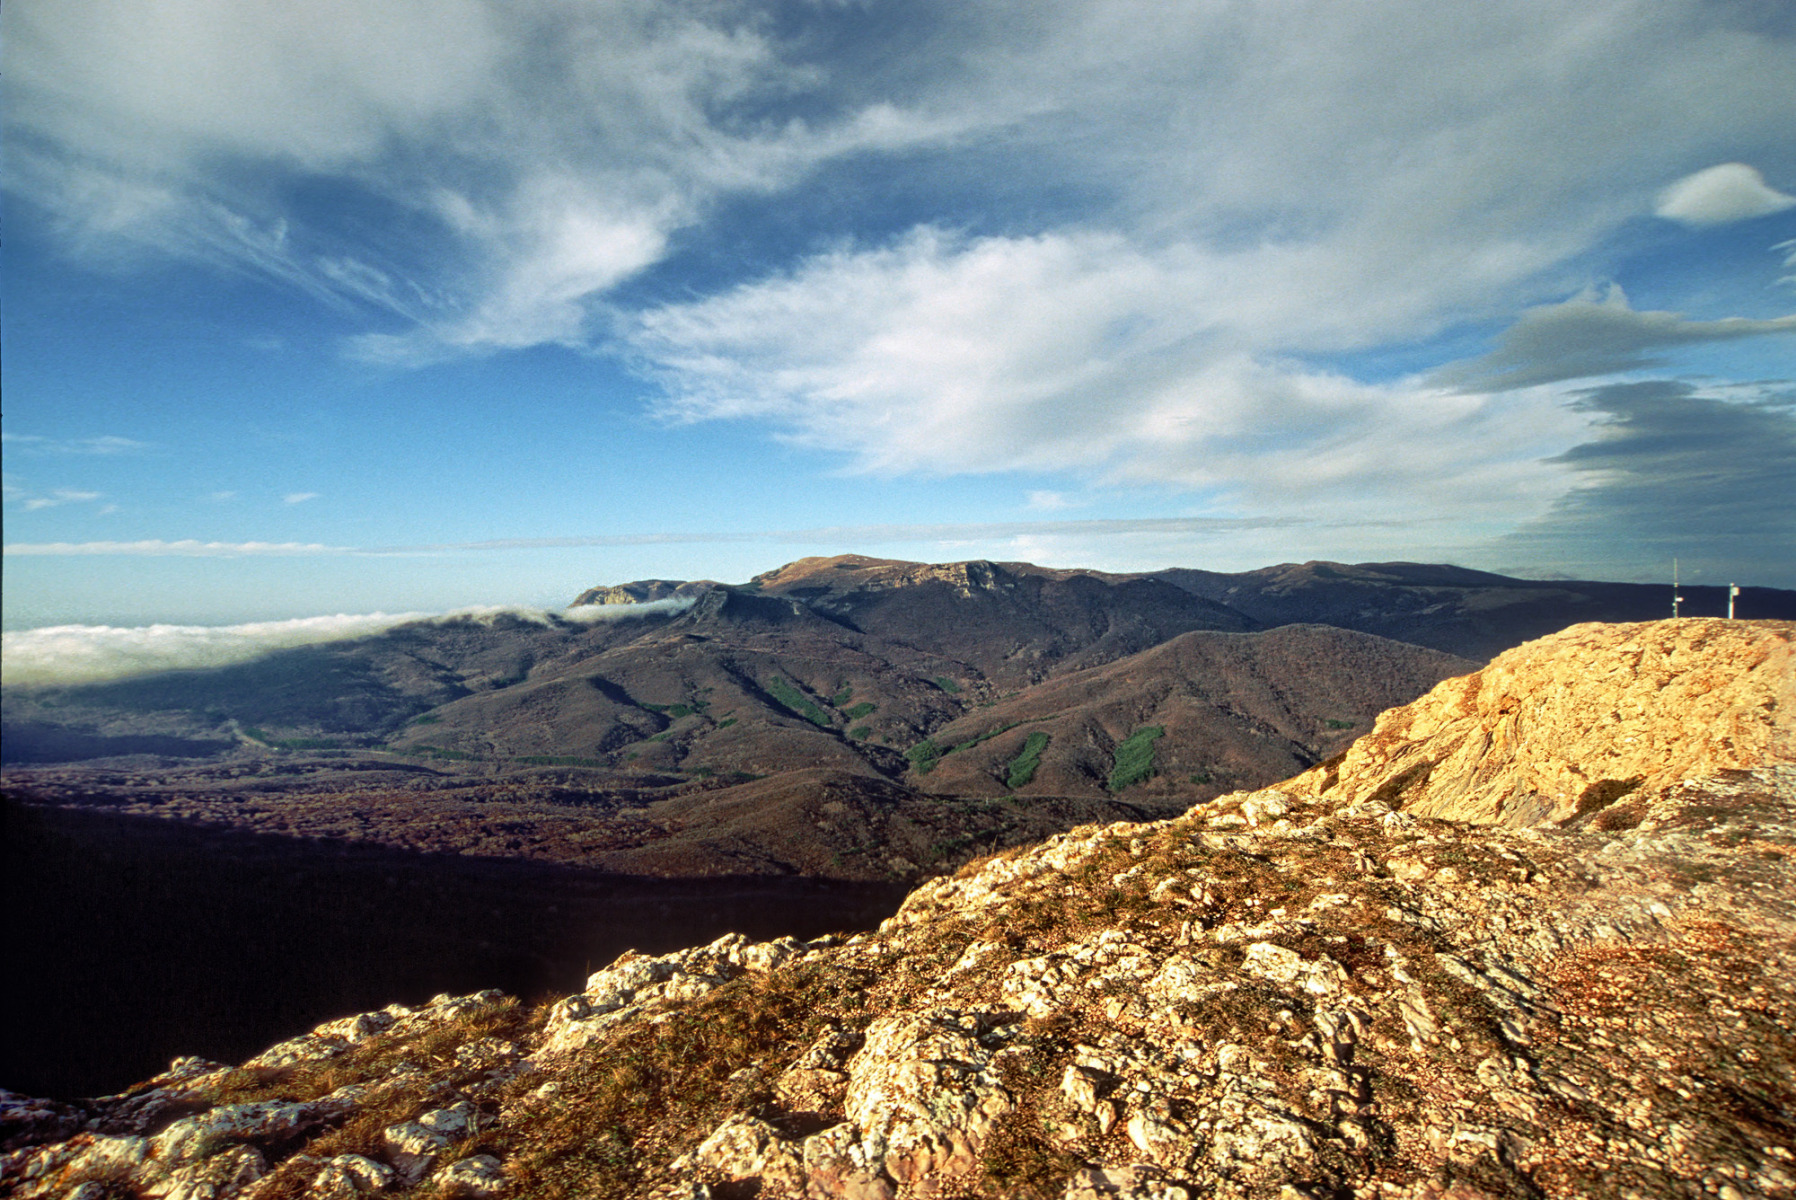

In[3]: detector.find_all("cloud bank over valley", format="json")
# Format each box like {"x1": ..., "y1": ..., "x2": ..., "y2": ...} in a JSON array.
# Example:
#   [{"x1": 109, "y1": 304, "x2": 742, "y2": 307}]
[{"x1": 1, "y1": 599, "x2": 696, "y2": 688}]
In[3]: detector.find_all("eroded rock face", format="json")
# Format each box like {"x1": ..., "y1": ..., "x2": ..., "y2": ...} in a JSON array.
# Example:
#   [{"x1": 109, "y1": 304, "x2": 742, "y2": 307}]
[
  {"x1": 1, "y1": 619, "x2": 1790, "y2": 1200},
  {"x1": 1289, "y1": 619, "x2": 1794, "y2": 827}
]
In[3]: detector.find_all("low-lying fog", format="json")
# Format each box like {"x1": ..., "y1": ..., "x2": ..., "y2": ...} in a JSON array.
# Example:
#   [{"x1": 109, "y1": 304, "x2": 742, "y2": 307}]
[{"x1": 0, "y1": 598, "x2": 698, "y2": 688}]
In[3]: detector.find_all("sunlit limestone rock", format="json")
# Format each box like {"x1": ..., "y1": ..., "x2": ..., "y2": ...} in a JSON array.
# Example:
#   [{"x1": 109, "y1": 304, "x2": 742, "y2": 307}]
[
  {"x1": 383, "y1": 1100, "x2": 477, "y2": 1182},
  {"x1": 1290, "y1": 618, "x2": 1794, "y2": 825},
  {"x1": 843, "y1": 1011, "x2": 1020, "y2": 1194},
  {"x1": 539, "y1": 932, "x2": 809, "y2": 1057},
  {"x1": 307, "y1": 1153, "x2": 397, "y2": 1198},
  {"x1": 437, "y1": 1152, "x2": 507, "y2": 1197},
  {"x1": 153, "y1": 1091, "x2": 360, "y2": 1167},
  {"x1": 692, "y1": 1114, "x2": 807, "y2": 1193}
]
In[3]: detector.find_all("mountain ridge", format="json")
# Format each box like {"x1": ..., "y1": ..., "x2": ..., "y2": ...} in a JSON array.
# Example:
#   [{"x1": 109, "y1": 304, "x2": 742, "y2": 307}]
[{"x1": 5, "y1": 557, "x2": 1497, "y2": 886}]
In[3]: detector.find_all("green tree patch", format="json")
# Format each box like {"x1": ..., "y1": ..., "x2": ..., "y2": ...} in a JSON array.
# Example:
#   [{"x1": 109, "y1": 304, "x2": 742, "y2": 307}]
[
  {"x1": 1006, "y1": 731, "x2": 1050, "y2": 789},
  {"x1": 767, "y1": 678, "x2": 831, "y2": 727},
  {"x1": 1108, "y1": 725, "x2": 1165, "y2": 791},
  {"x1": 907, "y1": 738, "x2": 945, "y2": 775}
]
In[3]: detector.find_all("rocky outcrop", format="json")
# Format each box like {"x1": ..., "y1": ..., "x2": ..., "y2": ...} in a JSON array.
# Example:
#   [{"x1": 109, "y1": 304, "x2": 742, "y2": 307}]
[
  {"x1": 3, "y1": 619, "x2": 1792, "y2": 1200},
  {"x1": 569, "y1": 580, "x2": 717, "y2": 608},
  {"x1": 1289, "y1": 619, "x2": 1793, "y2": 827}
]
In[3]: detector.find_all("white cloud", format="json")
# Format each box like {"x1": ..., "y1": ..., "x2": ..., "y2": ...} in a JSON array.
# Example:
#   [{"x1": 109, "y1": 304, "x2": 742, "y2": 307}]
[
  {"x1": 3, "y1": 539, "x2": 350, "y2": 557},
  {"x1": 633, "y1": 227, "x2": 1591, "y2": 528},
  {"x1": 1, "y1": 614, "x2": 433, "y2": 686},
  {"x1": 11, "y1": 2, "x2": 1793, "y2": 370},
  {"x1": 1, "y1": 433, "x2": 151, "y2": 455},
  {"x1": 19, "y1": 489, "x2": 105, "y2": 511},
  {"x1": 3, "y1": 0, "x2": 968, "y2": 358},
  {"x1": 601, "y1": 4, "x2": 1793, "y2": 535},
  {"x1": 283, "y1": 492, "x2": 321, "y2": 504},
  {"x1": 0, "y1": 599, "x2": 699, "y2": 687},
  {"x1": 7, "y1": 0, "x2": 1794, "y2": 559},
  {"x1": 1656, "y1": 163, "x2": 1796, "y2": 226}
]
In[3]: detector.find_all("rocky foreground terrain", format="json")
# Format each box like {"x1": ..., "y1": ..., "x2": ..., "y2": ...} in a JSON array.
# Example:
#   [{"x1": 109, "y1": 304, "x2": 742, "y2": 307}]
[{"x1": 4, "y1": 618, "x2": 1793, "y2": 1200}]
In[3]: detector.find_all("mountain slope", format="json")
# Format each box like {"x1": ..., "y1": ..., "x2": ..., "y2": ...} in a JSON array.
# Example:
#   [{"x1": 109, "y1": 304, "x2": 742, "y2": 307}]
[
  {"x1": 3, "y1": 623, "x2": 1471, "y2": 885},
  {"x1": 1151, "y1": 560, "x2": 1796, "y2": 660},
  {"x1": 751, "y1": 556, "x2": 1259, "y2": 686},
  {"x1": 7, "y1": 619, "x2": 1791, "y2": 1200},
  {"x1": 912, "y1": 625, "x2": 1475, "y2": 803}
]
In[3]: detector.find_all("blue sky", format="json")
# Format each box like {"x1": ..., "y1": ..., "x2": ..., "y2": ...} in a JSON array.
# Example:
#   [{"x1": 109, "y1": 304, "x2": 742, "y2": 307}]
[{"x1": 4, "y1": 0, "x2": 1794, "y2": 631}]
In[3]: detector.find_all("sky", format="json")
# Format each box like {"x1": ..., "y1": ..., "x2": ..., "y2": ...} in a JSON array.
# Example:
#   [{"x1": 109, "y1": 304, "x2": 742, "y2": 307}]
[{"x1": 4, "y1": 0, "x2": 1794, "y2": 633}]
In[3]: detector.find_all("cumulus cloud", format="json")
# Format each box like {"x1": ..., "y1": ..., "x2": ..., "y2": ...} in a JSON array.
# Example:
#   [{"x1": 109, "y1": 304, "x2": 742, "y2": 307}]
[
  {"x1": 1432, "y1": 286, "x2": 1796, "y2": 392},
  {"x1": 0, "y1": 598, "x2": 699, "y2": 688},
  {"x1": 597, "y1": 5, "x2": 1791, "y2": 537},
  {"x1": 1656, "y1": 163, "x2": 1796, "y2": 226}
]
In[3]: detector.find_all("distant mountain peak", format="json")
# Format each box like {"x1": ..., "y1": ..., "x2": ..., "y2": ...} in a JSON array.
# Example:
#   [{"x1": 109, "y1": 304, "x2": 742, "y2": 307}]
[{"x1": 569, "y1": 579, "x2": 719, "y2": 607}]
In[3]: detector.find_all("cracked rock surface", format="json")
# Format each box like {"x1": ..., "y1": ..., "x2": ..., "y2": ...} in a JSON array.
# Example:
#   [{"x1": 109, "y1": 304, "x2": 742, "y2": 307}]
[{"x1": 2, "y1": 618, "x2": 1791, "y2": 1200}]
